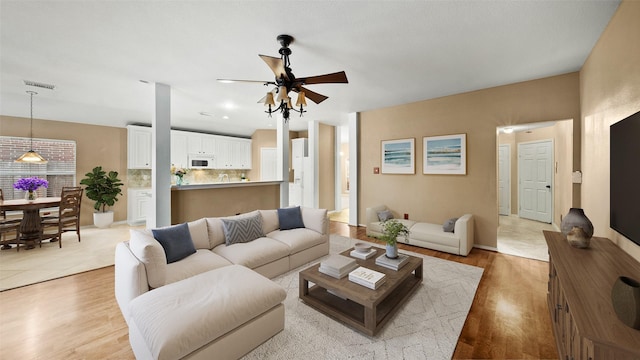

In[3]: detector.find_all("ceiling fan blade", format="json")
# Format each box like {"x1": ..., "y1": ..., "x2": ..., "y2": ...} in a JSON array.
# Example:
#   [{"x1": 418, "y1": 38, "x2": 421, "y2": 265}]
[
  {"x1": 297, "y1": 71, "x2": 348, "y2": 85},
  {"x1": 217, "y1": 78, "x2": 273, "y2": 84},
  {"x1": 295, "y1": 86, "x2": 328, "y2": 104},
  {"x1": 259, "y1": 55, "x2": 288, "y2": 80}
]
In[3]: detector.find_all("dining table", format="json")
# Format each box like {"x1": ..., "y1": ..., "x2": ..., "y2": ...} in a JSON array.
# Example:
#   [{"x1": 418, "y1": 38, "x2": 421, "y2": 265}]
[{"x1": 0, "y1": 197, "x2": 61, "y2": 250}]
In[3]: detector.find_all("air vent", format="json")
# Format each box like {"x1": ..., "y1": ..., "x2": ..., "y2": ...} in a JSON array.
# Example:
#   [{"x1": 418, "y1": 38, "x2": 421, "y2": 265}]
[{"x1": 24, "y1": 80, "x2": 56, "y2": 90}]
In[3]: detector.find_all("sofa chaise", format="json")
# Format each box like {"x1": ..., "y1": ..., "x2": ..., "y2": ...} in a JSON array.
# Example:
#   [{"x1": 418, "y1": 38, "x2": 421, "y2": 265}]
[
  {"x1": 115, "y1": 207, "x2": 328, "y2": 360},
  {"x1": 365, "y1": 205, "x2": 474, "y2": 256}
]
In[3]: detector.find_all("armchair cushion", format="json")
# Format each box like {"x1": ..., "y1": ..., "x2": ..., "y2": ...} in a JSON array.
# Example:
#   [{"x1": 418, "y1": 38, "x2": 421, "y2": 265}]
[{"x1": 152, "y1": 223, "x2": 197, "y2": 264}]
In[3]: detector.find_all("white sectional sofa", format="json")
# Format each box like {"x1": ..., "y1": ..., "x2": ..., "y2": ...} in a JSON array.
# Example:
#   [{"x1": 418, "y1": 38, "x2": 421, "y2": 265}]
[
  {"x1": 365, "y1": 205, "x2": 474, "y2": 256},
  {"x1": 115, "y1": 207, "x2": 328, "y2": 360}
]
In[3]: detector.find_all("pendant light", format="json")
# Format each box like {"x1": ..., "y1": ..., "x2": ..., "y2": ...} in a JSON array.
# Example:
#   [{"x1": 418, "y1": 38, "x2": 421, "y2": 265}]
[{"x1": 15, "y1": 91, "x2": 48, "y2": 164}]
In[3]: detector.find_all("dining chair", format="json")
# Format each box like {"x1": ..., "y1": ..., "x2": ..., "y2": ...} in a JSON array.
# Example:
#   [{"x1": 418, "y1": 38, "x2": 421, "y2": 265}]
[
  {"x1": 0, "y1": 188, "x2": 22, "y2": 251},
  {"x1": 41, "y1": 187, "x2": 83, "y2": 248}
]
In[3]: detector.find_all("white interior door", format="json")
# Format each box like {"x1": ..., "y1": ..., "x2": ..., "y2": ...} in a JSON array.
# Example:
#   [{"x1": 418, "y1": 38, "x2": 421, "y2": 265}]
[
  {"x1": 498, "y1": 144, "x2": 511, "y2": 216},
  {"x1": 260, "y1": 147, "x2": 277, "y2": 181},
  {"x1": 518, "y1": 140, "x2": 552, "y2": 223}
]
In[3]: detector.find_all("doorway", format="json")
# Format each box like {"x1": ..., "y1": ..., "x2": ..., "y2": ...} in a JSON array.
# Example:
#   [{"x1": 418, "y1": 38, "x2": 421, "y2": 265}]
[{"x1": 518, "y1": 140, "x2": 553, "y2": 223}]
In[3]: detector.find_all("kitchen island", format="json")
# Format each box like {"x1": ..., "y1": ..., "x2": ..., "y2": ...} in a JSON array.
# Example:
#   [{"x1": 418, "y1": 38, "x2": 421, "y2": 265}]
[{"x1": 171, "y1": 181, "x2": 281, "y2": 224}]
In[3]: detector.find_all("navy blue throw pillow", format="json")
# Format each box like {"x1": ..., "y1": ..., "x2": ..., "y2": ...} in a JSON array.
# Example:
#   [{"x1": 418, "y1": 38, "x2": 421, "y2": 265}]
[
  {"x1": 278, "y1": 206, "x2": 305, "y2": 230},
  {"x1": 151, "y1": 223, "x2": 196, "y2": 263}
]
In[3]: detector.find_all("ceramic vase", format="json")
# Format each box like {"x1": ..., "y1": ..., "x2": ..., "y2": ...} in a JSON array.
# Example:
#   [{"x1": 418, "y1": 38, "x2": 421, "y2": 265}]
[
  {"x1": 611, "y1": 276, "x2": 640, "y2": 329},
  {"x1": 560, "y1": 208, "x2": 594, "y2": 248},
  {"x1": 386, "y1": 243, "x2": 398, "y2": 259},
  {"x1": 25, "y1": 190, "x2": 37, "y2": 201}
]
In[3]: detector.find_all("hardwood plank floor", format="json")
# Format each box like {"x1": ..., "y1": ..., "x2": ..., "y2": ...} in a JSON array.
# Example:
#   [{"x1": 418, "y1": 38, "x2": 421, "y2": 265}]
[{"x1": 0, "y1": 222, "x2": 558, "y2": 359}]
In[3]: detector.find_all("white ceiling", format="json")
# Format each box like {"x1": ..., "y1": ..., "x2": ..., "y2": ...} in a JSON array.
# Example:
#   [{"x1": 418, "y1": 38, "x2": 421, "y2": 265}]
[{"x1": 0, "y1": 1, "x2": 620, "y2": 138}]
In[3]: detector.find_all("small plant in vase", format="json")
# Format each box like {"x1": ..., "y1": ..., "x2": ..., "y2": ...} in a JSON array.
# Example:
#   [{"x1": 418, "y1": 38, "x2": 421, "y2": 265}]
[
  {"x1": 171, "y1": 165, "x2": 189, "y2": 186},
  {"x1": 380, "y1": 219, "x2": 410, "y2": 259}
]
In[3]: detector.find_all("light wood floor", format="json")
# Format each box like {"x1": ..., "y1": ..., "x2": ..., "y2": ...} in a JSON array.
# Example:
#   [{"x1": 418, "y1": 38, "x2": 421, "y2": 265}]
[{"x1": 0, "y1": 222, "x2": 557, "y2": 359}]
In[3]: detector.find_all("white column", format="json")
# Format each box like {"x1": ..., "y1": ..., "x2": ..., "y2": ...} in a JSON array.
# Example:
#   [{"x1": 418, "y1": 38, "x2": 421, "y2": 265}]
[
  {"x1": 348, "y1": 113, "x2": 359, "y2": 226},
  {"x1": 307, "y1": 120, "x2": 319, "y2": 208},
  {"x1": 150, "y1": 83, "x2": 172, "y2": 228},
  {"x1": 277, "y1": 115, "x2": 290, "y2": 207}
]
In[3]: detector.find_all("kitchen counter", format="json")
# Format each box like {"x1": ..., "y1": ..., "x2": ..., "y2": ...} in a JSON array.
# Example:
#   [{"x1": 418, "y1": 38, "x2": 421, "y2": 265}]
[{"x1": 171, "y1": 180, "x2": 281, "y2": 190}]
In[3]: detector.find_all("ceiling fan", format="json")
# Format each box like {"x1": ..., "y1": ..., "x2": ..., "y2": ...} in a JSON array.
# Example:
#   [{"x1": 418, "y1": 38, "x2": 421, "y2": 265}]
[{"x1": 218, "y1": 34, "x2": 348, "y2": 121}]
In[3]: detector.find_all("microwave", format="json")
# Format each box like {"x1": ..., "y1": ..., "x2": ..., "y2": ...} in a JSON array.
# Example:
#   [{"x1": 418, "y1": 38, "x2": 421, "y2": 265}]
[{"x1": 188, "y1": 154, "x2": 216, "y2": 169}]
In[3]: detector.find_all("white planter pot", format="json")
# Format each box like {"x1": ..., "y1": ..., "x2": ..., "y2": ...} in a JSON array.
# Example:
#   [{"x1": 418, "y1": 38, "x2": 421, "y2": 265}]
[{"x1": 93, "y1": 211, "x2": 114, "y2": 228}]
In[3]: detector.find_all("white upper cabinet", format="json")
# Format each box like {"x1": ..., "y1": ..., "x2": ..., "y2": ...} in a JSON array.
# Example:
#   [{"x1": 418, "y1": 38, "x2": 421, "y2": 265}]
[
  {"x1": 187, "y1": 133, "x2": 216, "y2": 155},
  {"x1": 216, "y1": 136, "x2": 252, "y2": 169},
  {"x1": 127, "y1": 125, "x2": 152, "y2": 169},
  {"x1": 171, "y1": 131, "x2": 189, "y2": 168}
]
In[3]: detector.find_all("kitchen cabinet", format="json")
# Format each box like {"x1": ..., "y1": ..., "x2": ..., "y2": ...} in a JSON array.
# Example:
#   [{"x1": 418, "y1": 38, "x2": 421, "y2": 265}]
[
  {"x1": 171, "y1": 131, "x2": 189, "y2": 168},
  {"x1": 187, "y1": 133, "x2": 216, "y2": 155},
  {"x1": 127, "y1": 125, "x2": 152, "y2": 169},
  {"x1": 127, "y1": 188, "x2": 152, "y2": 225},
  {"x1": 216, "y1": 137, "x2": 252, "y2": 169}
]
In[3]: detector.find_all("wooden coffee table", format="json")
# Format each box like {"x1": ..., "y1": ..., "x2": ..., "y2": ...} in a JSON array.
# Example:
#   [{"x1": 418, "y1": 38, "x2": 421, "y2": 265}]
[{"x1": 299, "y1": 247, "x2": 423, "y2": 336}]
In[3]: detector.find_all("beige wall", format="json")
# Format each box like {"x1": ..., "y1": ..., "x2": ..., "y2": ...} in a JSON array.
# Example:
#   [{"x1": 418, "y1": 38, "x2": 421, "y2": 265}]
[
  {"x1": 1, "y1": 116, "x2": 128, "y2": 226},
  {"x1": 359, "y1": 73, "x2": 581, "y2": 248},
  {"x1": 171, "y1": 185, "x2": 280, "y2": 224},
  {"x1": 249, "y1": 129, "x2": 303, "y2": 182},
  {"x1": 318, "y1": 123, "x2": 335, "y2": 211},
  {"x1": 340, "y1": 142, "x2": 349, "y2": 194},
  {"x1": 498, "y1": 120, "x2": 573, "y2": 226},
  {"x1": 580, "y1": 0, "x2": 640, "y2": 260}
]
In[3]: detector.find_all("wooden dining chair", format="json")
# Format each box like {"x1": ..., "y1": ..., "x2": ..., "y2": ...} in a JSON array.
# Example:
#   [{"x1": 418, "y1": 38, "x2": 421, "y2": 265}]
[
  {"x1": 41, "y1": 187, "x2": 83, "y2": 248},
  {"x1": 0, "y1": 188, "x2": 22, "y2": 251}
]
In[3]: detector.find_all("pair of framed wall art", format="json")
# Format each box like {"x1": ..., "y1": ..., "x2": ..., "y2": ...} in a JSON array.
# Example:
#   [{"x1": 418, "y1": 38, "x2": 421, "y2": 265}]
[{"x1": 381, "y1": 134, "x2": 466, "y2": 175}]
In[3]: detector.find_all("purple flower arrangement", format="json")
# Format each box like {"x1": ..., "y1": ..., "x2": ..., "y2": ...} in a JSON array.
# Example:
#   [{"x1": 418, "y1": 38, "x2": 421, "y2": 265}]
[{"x1": 13, "y1": 177, "x2": 49, "y2": 192}]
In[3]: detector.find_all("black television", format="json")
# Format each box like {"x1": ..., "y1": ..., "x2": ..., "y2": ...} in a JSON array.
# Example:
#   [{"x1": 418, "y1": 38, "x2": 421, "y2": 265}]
[{"x1": 610, "y1": 110, "x2": 640, "y2": 246}]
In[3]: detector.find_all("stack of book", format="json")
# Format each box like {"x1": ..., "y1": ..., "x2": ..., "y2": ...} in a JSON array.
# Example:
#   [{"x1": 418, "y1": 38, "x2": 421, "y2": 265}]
[
  {"x1": 349, "y1": 248, "x2": 377, "y2": 260},
  {"x1": 375, "y1": 253, "x2": 409, "y2": 271},
  {"x1": 319, "y1": 255, "x2": 359, "y2": 279},
  {"x1": 348, "y1": 266, "x2": 386, "y2": 290}
]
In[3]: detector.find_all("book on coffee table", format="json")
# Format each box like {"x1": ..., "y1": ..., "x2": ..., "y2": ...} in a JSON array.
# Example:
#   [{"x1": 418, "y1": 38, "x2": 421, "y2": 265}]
[
  {"x1": 348, "y1": 266, "x2": 386, "y2": 290},
  {"x1": 319, "y1": 255, "x2": 359, "y2": 279},
  {"x1": 349, "y1": 248, "x2": 377, "y2": 260},
  {"x1": 375, "y1": 253, "x2": 409, "y2": 271}
]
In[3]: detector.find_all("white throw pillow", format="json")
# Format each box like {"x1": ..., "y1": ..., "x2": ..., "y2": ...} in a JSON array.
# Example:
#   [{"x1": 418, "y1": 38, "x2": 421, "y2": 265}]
[{"x1": 187, "y1": 218, "x2": 210, "y2": 250}]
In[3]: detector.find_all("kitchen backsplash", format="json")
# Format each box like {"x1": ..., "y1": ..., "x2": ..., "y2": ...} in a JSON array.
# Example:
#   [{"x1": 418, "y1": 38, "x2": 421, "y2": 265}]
[{"x1": 127, "y1": 169, "x2": 248, "y2": 188}]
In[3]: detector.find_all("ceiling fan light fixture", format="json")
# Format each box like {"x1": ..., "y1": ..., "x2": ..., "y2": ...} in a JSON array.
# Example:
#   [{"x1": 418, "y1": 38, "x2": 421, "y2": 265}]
[
  {"x1": 15, "y1": 91, "x2": 48, "y2": 164},
  {"x1": 264, "y1": 92, "x2": 275, "y2": 106},
  {"x1": 276, "y1": 86, "x2": 288, "y2": 102},
  {"x1": 295, "y1": 91, "x2": 307, "y2": 107}
]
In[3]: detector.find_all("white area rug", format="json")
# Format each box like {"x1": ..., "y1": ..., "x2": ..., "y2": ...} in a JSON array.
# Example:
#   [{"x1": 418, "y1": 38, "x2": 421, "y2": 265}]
[{"x1": 244, "y1": 235, "x2": 484, "y2": 360}]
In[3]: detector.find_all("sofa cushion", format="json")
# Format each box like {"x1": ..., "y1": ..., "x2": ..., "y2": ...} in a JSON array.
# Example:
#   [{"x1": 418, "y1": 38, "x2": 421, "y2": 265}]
[
  {"x1": 259, "y1": 209, "x2": 279, "y2": 234},
  {"x1": 152, "y1": 223, "x2": 197, "y2": 264},
  {"x1": 301, "y1": 207, "x2": 328, "y2": 234},
  {"x1": 377, "y1": 209, "x2": 394, "y2": 221},
  {"x1": 443, "y1": 218, "x2": 458, "y2": 233},
  {"x1": 411, "y1": 222, "x2": 459, "y2": 246},
  {"x1": 129, "y1": 229, "x2": 167, "y2": 288},
  {"x1": 277, "y1": 206, "x2": 305, "y2": 230},
  {"x1": 212, "y1": 237, "x2": 290, "y2": 269},
  {"x1": 187, "y1": 218, "x2": 210, "y2": 250},
  {"x1": 165, "y1": 250, "x2": 232, "y2": 285},
  {"x1": 221, "y1": 212, "x2": 264, "y2": 245},
  {"x1": 267, "y1": 228, "x2": 327, "y2": 254},
  {"x1": 128, "y1": 265, "x2": 286, "y2": 360}
]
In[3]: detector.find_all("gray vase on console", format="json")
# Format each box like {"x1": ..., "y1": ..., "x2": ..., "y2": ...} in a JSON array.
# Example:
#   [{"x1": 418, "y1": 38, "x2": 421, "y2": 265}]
[
  {"x1": 611, "y1": 276, "x2": 640, "y2": 330},
  {"x1": 560, "y1": 208, "x2": 594, "y2": 249}
]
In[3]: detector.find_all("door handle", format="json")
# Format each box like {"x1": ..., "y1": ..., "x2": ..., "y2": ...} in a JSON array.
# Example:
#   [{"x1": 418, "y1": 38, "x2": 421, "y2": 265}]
[{"x1": 546, "y1": 185, "x2": 551, "y2": 189}]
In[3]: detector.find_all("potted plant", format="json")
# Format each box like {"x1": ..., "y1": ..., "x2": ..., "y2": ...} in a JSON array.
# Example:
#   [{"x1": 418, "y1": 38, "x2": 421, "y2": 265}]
[
  {"x1": 80, "y1": 166, "x2": 123, "y2": 228},
  {"x1": 380, "y1": 219, "x2": 410, "y2": 259}
]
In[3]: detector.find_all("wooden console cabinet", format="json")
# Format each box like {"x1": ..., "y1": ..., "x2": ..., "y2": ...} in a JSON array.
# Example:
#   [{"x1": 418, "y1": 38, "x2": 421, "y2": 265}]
[{"x1": 544, "y1": 231, "x2": 640, "y2": 360}]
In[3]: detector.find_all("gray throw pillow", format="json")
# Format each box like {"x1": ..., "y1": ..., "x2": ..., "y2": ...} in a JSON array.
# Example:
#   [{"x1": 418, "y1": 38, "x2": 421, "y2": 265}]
[
  {"x1": 377, "y1": 209, "x2": 394, "y2": 221},
  {"x1": 443, "y1": 218, "x2": 458, "y2": 233},
  {"x1": 222, "y1": 213, "x2": 265, "y2": 246},
  {"x1": 151, "y1": 223, "x2": 196, "y2": 263},
  {"x1": 277, "y1": 206, "x2": 305, "y2": 230}
]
